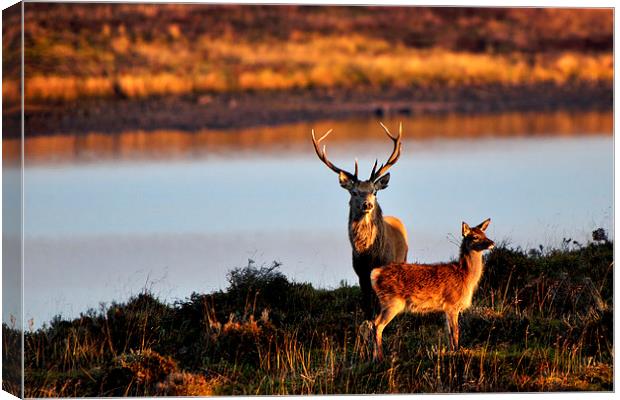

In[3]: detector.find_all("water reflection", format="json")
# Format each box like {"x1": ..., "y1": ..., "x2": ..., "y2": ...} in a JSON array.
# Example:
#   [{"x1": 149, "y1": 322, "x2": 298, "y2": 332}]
[{"x1": 12, "y1": 110, "x2": 613, "y2": 164}]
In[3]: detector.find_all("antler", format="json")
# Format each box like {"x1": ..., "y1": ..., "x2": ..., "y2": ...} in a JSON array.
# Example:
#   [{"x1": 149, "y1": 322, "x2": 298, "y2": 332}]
[
  {"x1": 311, "y1": 129, "x2": 358, "y2": 180},
  {"x1": 369, "y1": 122, "x2": 402, "y2": 181}
]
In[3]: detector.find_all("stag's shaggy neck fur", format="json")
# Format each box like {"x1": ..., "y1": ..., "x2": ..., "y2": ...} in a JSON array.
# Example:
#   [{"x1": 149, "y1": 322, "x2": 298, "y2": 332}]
[{"x1": 349, "y1": 203, "x2": 385, "y2": 256}]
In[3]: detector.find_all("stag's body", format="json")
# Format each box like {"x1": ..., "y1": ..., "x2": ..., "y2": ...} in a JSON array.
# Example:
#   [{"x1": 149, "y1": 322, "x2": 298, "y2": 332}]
[
  {"x1": 312, "y1": 123, "x2": 408, "y2": 320},
  {"x1": 371, "y1": 219, "x2": 494, "y2": 361},
  {"x1": 350, "y1": 206, "x2": 408, "y2": 319}
]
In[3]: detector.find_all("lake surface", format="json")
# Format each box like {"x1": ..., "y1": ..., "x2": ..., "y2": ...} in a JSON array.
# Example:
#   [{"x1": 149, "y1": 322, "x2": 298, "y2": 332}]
[{"x1": 14, "y1": 111, "x2": 613, "y2": 327}]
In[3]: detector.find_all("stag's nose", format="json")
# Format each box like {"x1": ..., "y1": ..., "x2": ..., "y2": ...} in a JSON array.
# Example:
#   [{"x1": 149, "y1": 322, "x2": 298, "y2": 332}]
[
  {"x1": 362, "y1": 201, "x2": 374, "y2": 212},
  {"x1": 487, "y1": 240, "x2": 495, "y2": 250}
]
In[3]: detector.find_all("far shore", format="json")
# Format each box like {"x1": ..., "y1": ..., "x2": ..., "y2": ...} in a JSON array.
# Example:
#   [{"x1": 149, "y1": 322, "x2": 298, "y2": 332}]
[{"x1": 6, "y1": 82, "x2": 613, "y2": 137}]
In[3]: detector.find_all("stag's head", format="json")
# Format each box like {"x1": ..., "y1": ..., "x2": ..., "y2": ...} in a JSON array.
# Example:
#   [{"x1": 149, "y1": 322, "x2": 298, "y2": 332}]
[{"x1": 312, "y1": 122, "x2": 403, "y2": 218}]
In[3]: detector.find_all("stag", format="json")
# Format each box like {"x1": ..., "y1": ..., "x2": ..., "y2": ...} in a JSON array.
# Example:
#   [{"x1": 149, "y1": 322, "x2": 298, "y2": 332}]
[{"x1": 312, "y1": 122, "x2": 408, "y2": 319}]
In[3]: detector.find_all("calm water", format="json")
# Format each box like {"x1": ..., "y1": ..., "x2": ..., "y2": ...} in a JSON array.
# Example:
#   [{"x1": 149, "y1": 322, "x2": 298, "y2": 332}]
[{"x1": 17, "y1": 112, "x2": 613, "y2": 327}]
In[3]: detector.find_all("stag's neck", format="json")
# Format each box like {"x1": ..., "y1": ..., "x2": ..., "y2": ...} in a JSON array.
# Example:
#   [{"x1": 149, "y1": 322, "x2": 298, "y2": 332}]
[
  {"x1": 459, "y1": 246, "x2": 485, "y2": 284},
  {"x1": 349, "y1": 205, "x2": 384, "y2": 255}
]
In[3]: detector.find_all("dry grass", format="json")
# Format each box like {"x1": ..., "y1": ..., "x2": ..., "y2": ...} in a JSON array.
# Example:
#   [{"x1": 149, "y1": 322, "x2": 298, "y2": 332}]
[
  {"x1": 12, "y1": 32, "x2": 613, "y2": 102},
  {"x1": 3, "y1": 13, "x2": 613, "y2": 102},
  {"x1": 5, "y1": 5, "x2": 610, "y2": 102}
]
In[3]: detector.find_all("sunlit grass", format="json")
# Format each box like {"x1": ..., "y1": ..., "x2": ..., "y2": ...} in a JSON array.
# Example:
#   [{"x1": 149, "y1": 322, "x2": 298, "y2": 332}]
[
  {"x1": 10, "y1": 240, "x2": 613, "y2": 396},
  {"x1": 15, "y1": 34, "x2": 613, "y2": 102}
]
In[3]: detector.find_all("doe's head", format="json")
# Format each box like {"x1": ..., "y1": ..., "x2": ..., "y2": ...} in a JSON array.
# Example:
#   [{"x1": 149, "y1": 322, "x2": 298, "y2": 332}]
[
  {"x1": 311, "y1": 122, "x2": 402, "y2": 217},
  {"x1": 462, "y1": 218, "x2": 495, "y2": 252}
]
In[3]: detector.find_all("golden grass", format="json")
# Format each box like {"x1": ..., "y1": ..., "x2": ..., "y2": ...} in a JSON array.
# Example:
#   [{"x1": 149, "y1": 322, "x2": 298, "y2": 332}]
[
  {"x1": 2, "y1": 79, "x2": 19, "y2": 102},
  {"x1": 15, "y1": 34, "x2": 613, "y2": 102},
  {"x1": 26, "y1": 76, "x2": 113, "y2": 101},
  {"x1": 118, "y1": 73, "x2": 193, "y2": 98}
]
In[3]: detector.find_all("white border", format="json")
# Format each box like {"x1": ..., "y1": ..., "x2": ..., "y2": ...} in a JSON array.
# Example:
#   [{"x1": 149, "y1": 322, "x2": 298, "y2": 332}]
[{"x1": 0, "y1": 1, "x2": 615, "y2": 400}]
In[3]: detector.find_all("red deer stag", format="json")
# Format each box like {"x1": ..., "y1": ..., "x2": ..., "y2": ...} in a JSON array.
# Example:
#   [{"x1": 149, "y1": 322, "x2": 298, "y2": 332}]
[
  {"x1": 312, "y1": 122, "x2": 408, "y2": 320},
  {"x1": 371, "y1": 218, "x2": 494, "y2": 361}
]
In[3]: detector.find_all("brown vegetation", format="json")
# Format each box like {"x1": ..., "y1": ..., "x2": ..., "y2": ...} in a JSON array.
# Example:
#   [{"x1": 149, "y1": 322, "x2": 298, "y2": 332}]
[{"x1": 1, "y1": 4, "x2": 612, "y2": 103}]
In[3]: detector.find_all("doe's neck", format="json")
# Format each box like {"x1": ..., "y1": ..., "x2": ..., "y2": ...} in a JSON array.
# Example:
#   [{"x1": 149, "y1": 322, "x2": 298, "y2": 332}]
[{"x1": 459, "y1": 246, "x2": 485, "y2": 277}]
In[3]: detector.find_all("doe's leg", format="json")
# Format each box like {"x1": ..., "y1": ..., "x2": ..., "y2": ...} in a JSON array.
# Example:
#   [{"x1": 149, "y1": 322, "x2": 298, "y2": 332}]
[
  {"x1": 445, "y1": 310, "x2": 460, "y2": 351},
  {"x1": 373, "y1": 299, "x2": 404, "y2": 362}
]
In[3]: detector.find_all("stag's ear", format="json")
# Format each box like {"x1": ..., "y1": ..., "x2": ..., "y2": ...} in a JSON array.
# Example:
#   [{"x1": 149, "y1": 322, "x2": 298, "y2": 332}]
[
  {"x1": 476, "y1": 218, "x2": 491, "y2": 232},
  {"x1": 374, "y1": 173, "x2": 390, "y2": 191},
  {"x1": 339, "y1": 172, "x2": 355, "y2": 190},
  {"x1": 462, "y1": 222, "x2": 471, "y2": 237}
]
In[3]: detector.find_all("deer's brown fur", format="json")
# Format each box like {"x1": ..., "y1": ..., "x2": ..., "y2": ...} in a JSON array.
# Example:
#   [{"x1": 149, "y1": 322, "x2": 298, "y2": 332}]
[
  {"x1": 349, "y1": 210, "x2": 407, "y2": 258},
  {"x1": 384, "y1": 216, "x2": 408, "y2": 259},
  {"x1": 349, "y1": 203, "x2": 408, "y2": 319},
  {"x1": 371, "y1": 219, "x2": 494, "y2": 361}
]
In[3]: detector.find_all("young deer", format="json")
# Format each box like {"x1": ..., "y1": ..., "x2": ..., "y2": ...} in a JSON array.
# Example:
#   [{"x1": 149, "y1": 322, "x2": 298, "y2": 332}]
[
  {"x1": 370, "y1": 219, "x2": 494, "y2": 361},
  {"x1": 312, "y1": 123, "x2": 408, "y2": 320}
]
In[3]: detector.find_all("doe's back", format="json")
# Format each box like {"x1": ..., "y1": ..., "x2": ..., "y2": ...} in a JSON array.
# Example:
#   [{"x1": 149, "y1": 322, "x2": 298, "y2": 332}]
[{"x1": 371, "y1": 262, "x2": 466, "y2": 313}]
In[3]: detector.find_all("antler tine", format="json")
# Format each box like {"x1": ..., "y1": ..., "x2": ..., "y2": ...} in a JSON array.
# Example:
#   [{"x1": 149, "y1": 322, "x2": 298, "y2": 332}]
[
  {"x1": 316, "y1": 128, "x2": 333, "y2": 142},
  {"x1": 354, "y1": 158, "x2": 359, "y2": 179},
  {"x1": 370, "y1": 159, "x2": 378, "y2": 179},
  {"x1": 311, "y1": 128, "x2": 356, "y2": 178},
  {"x1": 378, "y1": 121, "x2": 401, "y2": 140},
  {"x1": 370, "y1": 122, "x2": 403, "y2": 181}
]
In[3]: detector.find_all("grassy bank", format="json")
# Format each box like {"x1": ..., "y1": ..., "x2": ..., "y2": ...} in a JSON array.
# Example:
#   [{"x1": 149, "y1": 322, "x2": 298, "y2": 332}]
[
  {"x1": 2, "y1": 5, "x2": 612, "y2": 103},
  {"x1": 4, "y1": 235, "x2": 613, "y2": 396},
  {"x1": 13, "y1": 40, "x2": 612, "y2": 102}
]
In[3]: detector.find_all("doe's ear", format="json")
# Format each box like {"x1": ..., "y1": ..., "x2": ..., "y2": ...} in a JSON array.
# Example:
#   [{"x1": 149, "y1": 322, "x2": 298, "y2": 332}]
[
  {"x1": 339, "y1": 172, "x2": 355, "y2": 190},
  {"x1": 374, "y1": 173, "x2": 390, "y2": 191},
  {"x1": 462, "y1": 222, "x2": 471, "y2": 237},
  {"x1": 476, "y1": 218, "x2": 491, "y2": 232}
]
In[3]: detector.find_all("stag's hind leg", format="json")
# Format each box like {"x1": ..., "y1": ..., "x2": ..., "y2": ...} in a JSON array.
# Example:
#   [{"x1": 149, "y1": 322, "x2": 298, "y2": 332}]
[{"x1": 373, "y1": 298, "x2": 405, "y2": 361}]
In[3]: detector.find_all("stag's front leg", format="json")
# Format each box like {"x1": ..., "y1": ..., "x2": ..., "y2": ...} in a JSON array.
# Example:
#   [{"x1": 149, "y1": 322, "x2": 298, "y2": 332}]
[{"x1": 359, "y1": 274, "x2": 374, "y2": 320}]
